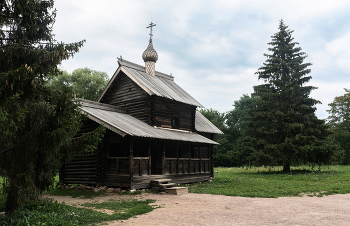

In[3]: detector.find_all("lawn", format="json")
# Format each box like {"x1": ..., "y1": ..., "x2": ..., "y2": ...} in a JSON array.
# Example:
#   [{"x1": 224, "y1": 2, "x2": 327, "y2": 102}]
[
  {"x1": 0, "y1": 198, "x2": 156, "y2": 226},
  {"x1": 1, "y1": 165, "x2": 350, "y2": 224},
  {"x1": 0, "y1": 180, "x2": 157, "y2": 225},
  {"x1": 187, "y1": 165, "x2": 350, "y2": 198}
]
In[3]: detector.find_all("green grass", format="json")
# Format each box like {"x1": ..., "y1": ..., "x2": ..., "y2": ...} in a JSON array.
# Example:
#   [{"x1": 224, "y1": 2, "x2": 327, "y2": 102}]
[
  {"x1": 2, "y1": 165, "x2": 350, "y2": 224},
  {"x1": 0, "y1": 198, "x2": 157, "y2": 225},
  {"x1": 81, "y1": 198, "x2": 157, "y2": 215},
  {"x1": 187, "y1": 165, "x2": 350, "y2": 198},
  {"x1": 45, "y1": 188, "x2": 108, "y2": 199},
  {"x1": 1, "y1": 177, "x2": 157, "y2": 225}
]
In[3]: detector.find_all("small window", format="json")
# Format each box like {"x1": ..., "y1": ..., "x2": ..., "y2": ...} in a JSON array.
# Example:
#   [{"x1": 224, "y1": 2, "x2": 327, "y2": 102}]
[{"x1": 172, "y1": 116, "x2": 179, "y2": 129}]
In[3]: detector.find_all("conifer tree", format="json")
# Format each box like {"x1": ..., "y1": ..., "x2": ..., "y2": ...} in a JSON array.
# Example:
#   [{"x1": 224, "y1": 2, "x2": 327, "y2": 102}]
[
  {"x1": 238, "y1": 20, "x2": 336, "y2": 172},
  {"x1": 0, "y1": 0, "x2": 104, "y2": 214}
]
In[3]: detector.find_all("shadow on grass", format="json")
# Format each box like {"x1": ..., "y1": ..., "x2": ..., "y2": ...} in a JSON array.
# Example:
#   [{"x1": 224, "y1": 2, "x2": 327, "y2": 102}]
[
  {"x1": 236, "y1": 168, "x2": 343, "y2": 176},
  {"x1": 45, "y1": 188, "x2": 108, "y2": 199}
]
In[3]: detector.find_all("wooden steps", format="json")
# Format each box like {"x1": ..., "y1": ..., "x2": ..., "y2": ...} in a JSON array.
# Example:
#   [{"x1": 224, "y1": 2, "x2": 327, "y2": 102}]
[
  {"x1": 165, "y1": 187, "x2": 188, "y2": 195},
  {"x1": 159, "y1": 183, "x2": 177, "y2": 189},
  {"x1": 150, "y1": 179, "x2": 188, "y2": 195},
  {"x1": 151, "y1": 179, "x2": 172, "y2": 191}
]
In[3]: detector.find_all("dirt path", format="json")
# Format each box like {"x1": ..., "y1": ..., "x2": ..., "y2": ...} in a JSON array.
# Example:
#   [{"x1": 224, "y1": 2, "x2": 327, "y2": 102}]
[{"x1": 47, "y1": 193, "x2": 350, "y2": 226}]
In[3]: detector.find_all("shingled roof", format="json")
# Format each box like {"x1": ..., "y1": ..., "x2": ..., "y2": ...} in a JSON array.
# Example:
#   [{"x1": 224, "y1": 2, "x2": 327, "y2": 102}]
[
  {"x1": 98, "y1": 58, "x2": 204, "y2": 107},
  {"x1": 79, "y1": 99, "x2": 218, "y2": 144},
  {"x1": 195, "y1": 111, "x2": 224, "y2": 134}
]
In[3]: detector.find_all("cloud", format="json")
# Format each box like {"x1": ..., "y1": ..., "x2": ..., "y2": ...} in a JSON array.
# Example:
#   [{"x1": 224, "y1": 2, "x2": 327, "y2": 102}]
[
  {"x1": 311, "y1": 81, "x2": 350, "y2": 119},
  {"x1": 54, "y1": 0, "x2": 350, "y2": 119}
]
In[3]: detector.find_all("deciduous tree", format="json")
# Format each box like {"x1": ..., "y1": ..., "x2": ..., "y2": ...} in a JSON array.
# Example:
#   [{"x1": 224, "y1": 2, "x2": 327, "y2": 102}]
[
  {"x1": 200, "y1": 95, "x2": 259, "y2": 167},
  {"x1": 226, "y1": 94, "x2": 259, "y2": 166},
  {"x1": 199, "y1": 108, "x2": 231, "y2": 166},
  {"x1": 327, "y1": 89, "x2": 350, "y2": 164},
  {"x1": 47, "y1": 68, "x2": 109, "y2": 101}
]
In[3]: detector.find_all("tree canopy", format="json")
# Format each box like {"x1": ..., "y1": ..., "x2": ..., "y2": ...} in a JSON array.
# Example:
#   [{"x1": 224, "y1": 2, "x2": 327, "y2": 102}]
[
  {"x1": 199, "y1": 108, "x2": 231, "y2": 166},
  {"x1": 47, "y1": 68, "x2": 109, "y2": 101},
  {"x1": 327, "y1": 89, "x2": 350, "y2": 164},
  {"x1": 200, "y1": 95, "x2": 259, "y2": 167},
  {"x1": 237, "y1": 20, "x2": 337, "y2": 172},
  {"x1": 0, "y1": 0, "x2": 104, "y2": 215}
]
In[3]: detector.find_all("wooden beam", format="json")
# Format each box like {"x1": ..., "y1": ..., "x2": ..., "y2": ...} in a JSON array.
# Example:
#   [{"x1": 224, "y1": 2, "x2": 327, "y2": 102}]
[
  {"x1": 162, "y1": 139, "x2": 166, "y2": 176},
  {"x1": 148, "y1": 138, "x2": 151, "y2": 175},
  {"x1": 188, "y1": 142, "x2": 191, "y2": 174},
  {"x1": 176, "y1": 141, "x2": 179, "y2": 175},
  {"x1": 129, "y1": 137, "x2": 134, "y2": 178}
]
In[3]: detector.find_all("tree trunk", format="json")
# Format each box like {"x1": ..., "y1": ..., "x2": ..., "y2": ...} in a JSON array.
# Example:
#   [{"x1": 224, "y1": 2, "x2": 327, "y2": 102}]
[{"x1": 283, "y1": 161, "x2": 290, "y2": 172}]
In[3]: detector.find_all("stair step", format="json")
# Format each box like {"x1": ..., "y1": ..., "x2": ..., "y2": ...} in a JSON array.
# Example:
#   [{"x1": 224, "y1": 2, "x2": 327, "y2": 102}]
[
  {"x1": 151, "y1": 179, "x2": 172, "y2": 184},
  {"x1": 158, "y1": 183, "x2": 176, "y2": 188},
  {"x1": 165, "y1": 187, "x2": 188, "y2": 195}
]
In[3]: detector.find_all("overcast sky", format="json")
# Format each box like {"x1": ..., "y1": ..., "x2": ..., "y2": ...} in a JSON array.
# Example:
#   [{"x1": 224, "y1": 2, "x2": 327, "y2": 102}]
[{"x1": 54, "y1": 0, "x2": 350, "y2": 119}]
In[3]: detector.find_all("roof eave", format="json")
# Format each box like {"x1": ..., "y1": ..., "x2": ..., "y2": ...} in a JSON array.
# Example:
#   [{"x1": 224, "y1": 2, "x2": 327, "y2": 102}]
[{"x1": 80, "y1": 109, "x2": 129, "y2": 137}]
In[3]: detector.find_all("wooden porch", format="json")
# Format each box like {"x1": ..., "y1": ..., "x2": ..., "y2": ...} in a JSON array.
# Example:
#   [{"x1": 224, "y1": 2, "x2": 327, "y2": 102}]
[
  {"x1": 60, "y1": 134, "x2": 214, "y2": 189},
  {"x1": 105, "y1": 156, "x2": 211, "y2": 189}
]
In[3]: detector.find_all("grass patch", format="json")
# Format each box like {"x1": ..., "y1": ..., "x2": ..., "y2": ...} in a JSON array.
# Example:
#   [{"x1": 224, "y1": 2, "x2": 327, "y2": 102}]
[
  {"x1": 45, "y1": 188, "x2": 108, "y2": 199},
  {"x1": 120, "y1": 190, "x2": 143, "y2": 195},
  {"x1": 0, "y1": 198, "x2": 156, "y2": 225},
  {"x1": 186, "y1": 165, "x2": 350, "y2": 198},
  {"x1": 81, "y1": 198, "x2": 156, "y2": 215}
]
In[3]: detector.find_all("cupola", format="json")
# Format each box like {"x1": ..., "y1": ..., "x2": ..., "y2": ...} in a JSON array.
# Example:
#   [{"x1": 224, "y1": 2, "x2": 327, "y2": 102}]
[{"x1": 142, "y1": 22, "x2": 158, "y2": 76}]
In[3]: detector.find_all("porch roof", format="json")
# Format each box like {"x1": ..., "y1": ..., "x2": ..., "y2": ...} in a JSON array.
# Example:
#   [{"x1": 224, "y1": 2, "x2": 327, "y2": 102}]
[
  {"x1": 79, "y1": 99, "x2": 218, "y2": 145},
  {"x1": 195, "y1": 111, "x2": 223, "y2": 134}
]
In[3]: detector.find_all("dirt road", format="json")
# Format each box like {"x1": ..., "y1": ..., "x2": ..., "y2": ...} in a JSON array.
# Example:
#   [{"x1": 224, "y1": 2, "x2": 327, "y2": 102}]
[{"x1": 49, "y1": 193, "x2": 350, "y2": 226}]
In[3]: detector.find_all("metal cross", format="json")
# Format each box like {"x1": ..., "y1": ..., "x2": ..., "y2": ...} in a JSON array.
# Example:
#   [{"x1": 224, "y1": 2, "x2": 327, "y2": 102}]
[{"x1": 146, "y1": 22, "x2": 156, "y2": 43}]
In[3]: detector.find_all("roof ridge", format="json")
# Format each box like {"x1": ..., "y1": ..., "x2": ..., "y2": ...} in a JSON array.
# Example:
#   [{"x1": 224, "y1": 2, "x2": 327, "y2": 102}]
[
  {"x1": 118, "y1": 57, "x2": 145, "y2": 71},
  {"x1": 117, "y1": 57, "x2": 174, "y2": 81},
  {"x1": 155, "y1": 71, "x2": 174, "y2": 80}
]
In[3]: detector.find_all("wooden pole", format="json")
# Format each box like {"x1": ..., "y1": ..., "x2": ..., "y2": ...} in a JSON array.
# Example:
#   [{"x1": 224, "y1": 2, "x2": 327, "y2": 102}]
[
  {"x1": 162, "y1": 140, "x2": 166, "y2": 176},
  {"x1": 176, "y1": 141, "x2": 179, "y2": 175},
  {"x1": 199, "y1": 145, "x2": 202, "y2": 173},
  {"x1": 188, "y1": 142, "x2": 191, "y2": 174},
  {"x1": 209, "y1": 144, "x2": 214, "y2": 178},
  {"x1": 148, "y1": 138, "x2": 151, "y2": 175},
  {"x1": 129, "y1": 137, "x2": 134, "y2": 178}
]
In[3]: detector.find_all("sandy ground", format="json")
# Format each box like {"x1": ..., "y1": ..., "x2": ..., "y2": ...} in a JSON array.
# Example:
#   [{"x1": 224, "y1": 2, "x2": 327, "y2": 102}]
[{"x1": 47, "y1": 193, "x2": 350, "y2": 226}]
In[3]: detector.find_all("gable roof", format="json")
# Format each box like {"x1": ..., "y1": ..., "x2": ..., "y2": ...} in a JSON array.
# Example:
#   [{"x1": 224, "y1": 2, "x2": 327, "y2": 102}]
[
  {"x1": 98, "y1": 58, "x2": 204, "y2": 107},
  {"x1": 79, "y1": 99, "x2": 218, "y2": 144}
]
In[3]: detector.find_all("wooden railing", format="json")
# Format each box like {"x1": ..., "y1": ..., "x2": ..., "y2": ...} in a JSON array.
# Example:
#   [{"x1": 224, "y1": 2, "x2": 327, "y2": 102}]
[
  {"x1": 163, "y1": 158, "x2": 210, "y2": 175},
  {"x1": 106, "y1": 157, "x2": 151, "y2": 177},
  {"x1": 132, "y1": 157, "x2": 151, "y2": 176},
  {"x1": 106, "y1": 157, "x2": 129, "y2": 176},
  {"x1": 107, "y1": 156, "x2": 210, "y2": 176}
]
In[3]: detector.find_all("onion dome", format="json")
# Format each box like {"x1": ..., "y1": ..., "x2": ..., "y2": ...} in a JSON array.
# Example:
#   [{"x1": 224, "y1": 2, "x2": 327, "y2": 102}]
[{"x1": 142, "y1": 42, "x2": 158, "y2": 63}]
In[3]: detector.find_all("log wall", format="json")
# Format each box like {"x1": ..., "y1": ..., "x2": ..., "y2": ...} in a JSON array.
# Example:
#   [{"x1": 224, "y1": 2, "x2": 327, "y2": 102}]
[
  {"x1": 153, "y1": 96, "x2": 196, "y2": 131},
  {"x1": 100, "y1": 72, "x2": 151, "y2": 124},
  {"x1": 60, "y1": 119, "x2": 104, "y2": 185},
  {"x1": 60, "y1": 154, "x2": 98, "y2": 185}
]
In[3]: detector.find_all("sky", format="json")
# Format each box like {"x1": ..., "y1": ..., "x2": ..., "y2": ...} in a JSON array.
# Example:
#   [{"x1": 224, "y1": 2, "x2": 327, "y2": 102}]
[{"x1": 54, "y1": 0, "x2": 350, "y2": 119}]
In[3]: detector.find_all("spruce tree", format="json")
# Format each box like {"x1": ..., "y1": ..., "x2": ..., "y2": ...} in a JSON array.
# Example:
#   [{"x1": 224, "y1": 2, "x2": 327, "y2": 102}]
[
  {"x1": 238, "y1": 20, "x2": 336, "y2": 172},
  {"x1": 0, "y1": 0, "x2": 104, "y2": 215}
]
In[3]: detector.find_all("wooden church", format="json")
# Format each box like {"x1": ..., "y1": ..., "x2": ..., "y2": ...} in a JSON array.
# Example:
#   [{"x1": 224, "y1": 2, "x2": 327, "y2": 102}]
[{"x1": 60, "y1": 23, "x2": 223, "y2": 189}]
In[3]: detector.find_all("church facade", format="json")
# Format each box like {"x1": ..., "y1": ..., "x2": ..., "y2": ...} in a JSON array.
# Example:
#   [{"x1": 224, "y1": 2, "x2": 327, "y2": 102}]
[{"x1": 60, "y1": 23, "x2": 222, "y2": 189}]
